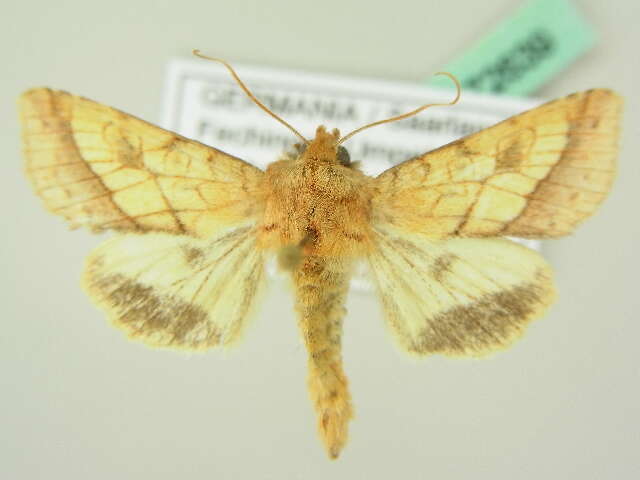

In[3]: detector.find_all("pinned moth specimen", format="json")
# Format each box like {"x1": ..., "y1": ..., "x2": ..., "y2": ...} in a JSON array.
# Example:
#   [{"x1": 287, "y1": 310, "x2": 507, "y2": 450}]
[{"x1": 20, "y1": 51, "x2": 621, "y2": 458}]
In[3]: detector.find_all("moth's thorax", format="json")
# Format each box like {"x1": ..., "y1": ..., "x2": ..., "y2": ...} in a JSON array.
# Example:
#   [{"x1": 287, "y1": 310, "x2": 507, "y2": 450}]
[{"x1": 258, "y1": 126, "x2": 374, "y2": 256}]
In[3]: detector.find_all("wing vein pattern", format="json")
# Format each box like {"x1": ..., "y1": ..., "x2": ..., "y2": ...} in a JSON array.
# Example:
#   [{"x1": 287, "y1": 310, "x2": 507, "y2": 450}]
[{"x1": 21, "y1": 88, "x2": 264, "y2": 237}]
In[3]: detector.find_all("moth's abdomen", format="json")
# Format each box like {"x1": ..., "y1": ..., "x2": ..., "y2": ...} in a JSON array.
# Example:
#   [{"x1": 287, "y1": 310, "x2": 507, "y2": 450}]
[{"x1": 293, "y1": 255, "x2": 354, "y2": 459}]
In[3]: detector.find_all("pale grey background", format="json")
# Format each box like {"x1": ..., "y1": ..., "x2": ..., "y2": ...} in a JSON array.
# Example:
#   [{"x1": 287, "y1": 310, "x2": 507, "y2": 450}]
[{"x1": 2, "y1": 1, "x2": 639, "y2": 479}]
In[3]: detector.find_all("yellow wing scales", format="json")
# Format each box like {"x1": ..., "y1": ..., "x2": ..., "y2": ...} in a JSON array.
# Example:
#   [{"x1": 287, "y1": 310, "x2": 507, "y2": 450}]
[
  {"x1": 373, "y1": 89, "x2": 622, "y2": 238},
  {"x1": 82, "y1": 225, "x2": 265, "y2": 350},
  {"x1": 21, "y1": 88, "x2": 264, "y2": 237},
  {"x1": 367, "y1": 224, "x2": 556, "y2": 356}
]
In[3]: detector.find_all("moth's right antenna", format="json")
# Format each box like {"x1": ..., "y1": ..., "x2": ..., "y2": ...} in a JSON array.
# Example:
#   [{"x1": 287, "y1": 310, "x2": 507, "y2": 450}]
[
  {"x1": 193, "y1": 49, "x2": 309, "y2": 144},
  {"x1": 337, "y1": 72, "x2": 461, "y2": 145}
]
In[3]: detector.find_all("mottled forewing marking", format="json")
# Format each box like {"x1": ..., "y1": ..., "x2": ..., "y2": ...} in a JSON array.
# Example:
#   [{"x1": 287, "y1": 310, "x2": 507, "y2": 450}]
[
  {"x1": 22, "y1": 88, "x2": 139, "y2": 231},
  {"x1": 496, "y1": 128, "x2": 535, "y2": 169},
  {"x1": 20, "y1": 88, "x2": 265, "y2": 237},
  {"x1": 502, "y1": 90, "x2": 620, "y2": 237},
  {"x1": 372, "y1": 89, "x2": 621, "y2": 239},
  {"x1": 103, "y1": 121, "x2": 145, "y2": 168}
]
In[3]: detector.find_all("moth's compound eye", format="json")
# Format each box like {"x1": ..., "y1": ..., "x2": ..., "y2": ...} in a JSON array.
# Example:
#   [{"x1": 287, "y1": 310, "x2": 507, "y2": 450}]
[
  {"x1": 337, "y1": 146, "x2": 351, "y2": 166},
  {"x1": 294, "y1": 143, "x2": 307, "y2": 157}
]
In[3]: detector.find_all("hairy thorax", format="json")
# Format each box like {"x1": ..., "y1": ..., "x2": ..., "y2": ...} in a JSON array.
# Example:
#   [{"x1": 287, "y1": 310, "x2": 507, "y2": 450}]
[{"x1": 257, "y1": 130, "x2": 375, "y2": 257}]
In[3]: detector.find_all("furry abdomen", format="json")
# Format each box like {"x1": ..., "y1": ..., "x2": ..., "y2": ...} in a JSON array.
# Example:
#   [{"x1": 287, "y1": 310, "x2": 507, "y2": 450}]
[{"x1": 258, "y1": 158, "x2": 374, "y2": 256}]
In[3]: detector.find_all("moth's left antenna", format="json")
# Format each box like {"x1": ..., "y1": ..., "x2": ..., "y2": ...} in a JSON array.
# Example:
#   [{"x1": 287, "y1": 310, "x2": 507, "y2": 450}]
[{"x1": 192, "y1": 49, "x2": 309, "y2": 144}]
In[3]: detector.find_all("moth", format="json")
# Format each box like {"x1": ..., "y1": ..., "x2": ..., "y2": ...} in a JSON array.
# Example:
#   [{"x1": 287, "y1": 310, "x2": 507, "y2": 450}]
[{"x1": 20, "y1": 51, "x2": 622, "y2": 459}]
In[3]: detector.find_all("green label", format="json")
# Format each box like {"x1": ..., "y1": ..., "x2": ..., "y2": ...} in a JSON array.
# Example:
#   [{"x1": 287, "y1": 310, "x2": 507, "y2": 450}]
[{"x1": 429, "y1": 0, "x2": 596, "y2": 95}]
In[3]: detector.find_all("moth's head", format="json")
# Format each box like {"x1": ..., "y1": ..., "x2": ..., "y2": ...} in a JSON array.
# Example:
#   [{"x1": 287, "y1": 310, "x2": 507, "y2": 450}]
[
  {"x1": 300, "y1": 126, "x2": 351, "y2": 166},
  {"x1": 191, "y1": 51, "x2": 460, "y2": 169}
]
